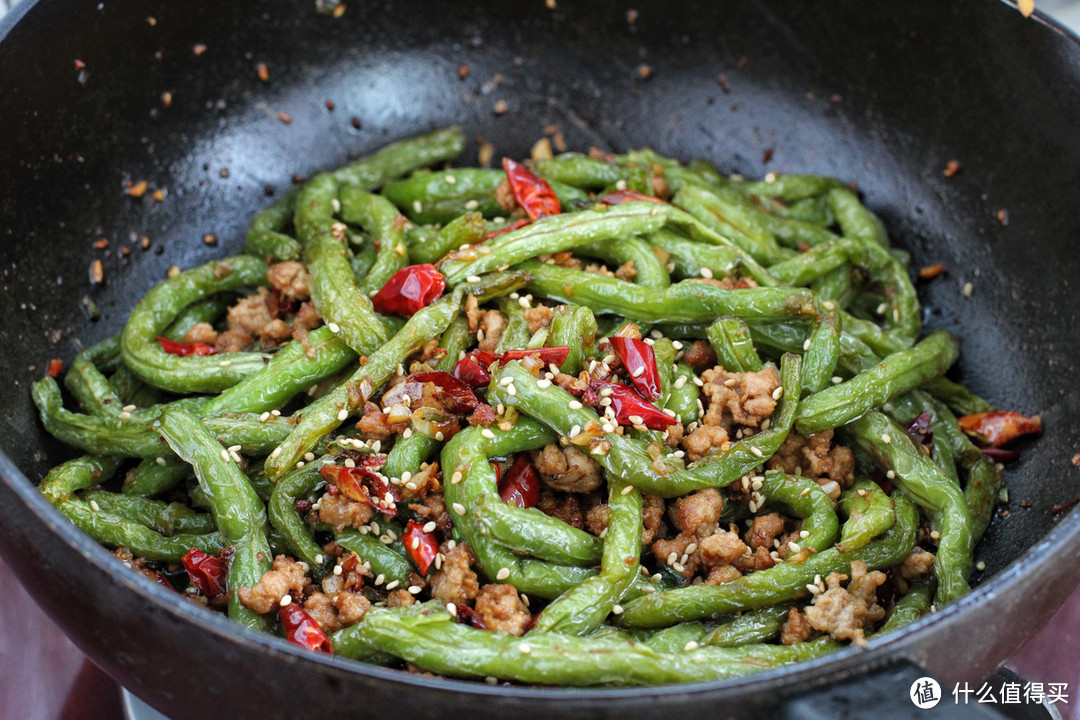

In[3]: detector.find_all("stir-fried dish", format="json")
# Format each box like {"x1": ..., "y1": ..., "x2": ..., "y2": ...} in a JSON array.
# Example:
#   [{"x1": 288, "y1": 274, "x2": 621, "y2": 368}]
[{"x1": 33, "y1": 127, "x2": 1041, "y2": 686}]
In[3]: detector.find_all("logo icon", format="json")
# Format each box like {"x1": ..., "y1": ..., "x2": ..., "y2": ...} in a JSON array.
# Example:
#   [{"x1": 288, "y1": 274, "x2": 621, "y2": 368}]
[{"x1": 910, "y1": 677, "x2": 942, "y2": 709}]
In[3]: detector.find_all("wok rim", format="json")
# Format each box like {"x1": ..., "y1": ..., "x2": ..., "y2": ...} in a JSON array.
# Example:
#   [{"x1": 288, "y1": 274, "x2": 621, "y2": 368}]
[{"x1": 2, "y1": 0, "x2": 1080, "y2": 706}]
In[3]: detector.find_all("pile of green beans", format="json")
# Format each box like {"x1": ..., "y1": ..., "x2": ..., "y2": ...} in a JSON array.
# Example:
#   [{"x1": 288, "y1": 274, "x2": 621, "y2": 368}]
[{"x1": 32, "y1": 127, "x2": 1011, "y2": 687}]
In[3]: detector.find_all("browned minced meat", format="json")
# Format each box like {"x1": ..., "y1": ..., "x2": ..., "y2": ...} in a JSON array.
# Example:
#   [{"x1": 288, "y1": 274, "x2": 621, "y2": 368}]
[
  {"x1": 215, "y1": 328, "x2": 253, "y2": 353},
  {"x1": 238, "y1": 555, "x2": 309, "y2": 614},
  {"x1": 260, "y1": 318, "x2": 292, "y2": 347},
  {"x1": 781, "y1": 608, "x2": 813, "y2": 645},
  {"x1": 477, "y1": 309, "x2": 508, "y2": 352},
  {"x1": 614, "y1": 260, "x2": 638, "y2": 282},
  {"x1": 183, "y1": 321, "x2": 218, "y2": 345},
  {"x1": 586, "y1": 494, "x2": 665, "y2": 544},
  {"x1": 767, "y1": 430, "x2": 856, "y2": 488},
  {"x1": 313, "y1": 491, "x2": 374, "y2": 532},
  {"x1": 898, "y1": 547, "x2": 936, "y2": 582},
  {"x1": 733, "y1": 545, "x2": 777, "y2": 573},
  {"x1": 683, "y1": 340, "x2": 718, "y2": 374},
  {"x1": 699, "y1": 527, "x2": 748, "y2": 566},
  {"x1": 700, "y1": 365, "x2": 779, "y2": 429},
  {"x1": 651, "y1": 489, "x2": 725, "y2": 577},
  {"x1": 227, "y1": 287, "x2": 275, "y2": 337},
  {"x1": 583, "y1": 262, "x2": 616, "y2": 278},
  {"x1": 705, "y1": 565, "x2": 743, "y2": 585},
  {"x1": 303, "y1": 585, "x2": 371, "y2": 633},
  {"x1": 468, "y1": 403, "x2": 498, "y2": 427},
  {"x1": 494, "y1": 177, "x2": 517, "y2": 212},
  {"x1": 409, "y1": 492, "x2": 453, "y2": 537},
  {"x1": 113, "y1": 547, "x2": 171, "y2": 588},
  {"x1": 546, "y1": 251, "x2": 582, "y2": 270},
  {"x1": 474, "y1": 584, "x2": 531, "y2": 636},
  {"x1": 429, "y1": 543, "x2": 481, "y2": 605},
  {"x1": 302, "y1": 592, "x2": 340, "y2": 632},
  {"x1": 537, "y1": 489, "x2": 586, "y2": 530},
  {"x1": 746, "y1": 512, "x2": 785, "y2": 550},
  {"x1": 464, "y1": 294, "x2": 483, "y2": 332},
  {"x1": 291, "y1": 301, "x2": 322, "y2": 338},
  {"x1": 524, "y1": 304, "x2": 553, "y2": 334},
  {"x1": 663, "y1": 421, "x2": 684, "y2": 448},
  {"x1": 554, "y1": 371, "x2": 588, "y2": 395},
  {"x1": 417, "y1": 338, "x2": 443, "y2": 366},
  {"x1": 531, "y1": 444, "x2": 603, "y2": 493},
  {"x1": 386, "y1": 589, "x2": 418, "y2": 608},
  {"x1": 682, "y1": 425, "x2": 730, "y2": 463},
  {"x1": 356, "y1": 401, "x2": 406, "y2": 442},
  {"x1": 266, "y1": 260, "x2": 311, "y2": 301},
  {"x1": 804, "y1": 561, "x2": 887, "y2": 646}
]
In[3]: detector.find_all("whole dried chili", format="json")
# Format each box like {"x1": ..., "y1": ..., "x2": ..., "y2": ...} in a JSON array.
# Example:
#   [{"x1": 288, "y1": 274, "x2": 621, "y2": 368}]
[
  {"x1": 502, "y1": 158, "x2": 561, "y2": 220},
  {"x1": 402, "y1": 520, "x2": 440, "y2": 574},
  {"x1": 182, "y1": 547, "x2": 229, "y2": 598},
  {"x1": 371, "y1": 264, "x2": 445, "y2": 316},
  {"x1": 608, "y1": 337, "x2": 661, "y2": 400},
  {"x1": 279, "y1": 603, "x2": 333, "y2": 654},
  {"x1": 319, "y1": 462, "x2": 399, "y2": 516},
  {"x1": 601, "y1": 189, "x2": 665, "y2": 205},
  {"x1": 958, "y1": 410, "x2": 1042, "y2": 447},
  {"x1": 498, "y1": 454, "x2": 541, "y2": 509},
  {"x1": 589, "y1": 380, "x2": 676, "y2": 431}
]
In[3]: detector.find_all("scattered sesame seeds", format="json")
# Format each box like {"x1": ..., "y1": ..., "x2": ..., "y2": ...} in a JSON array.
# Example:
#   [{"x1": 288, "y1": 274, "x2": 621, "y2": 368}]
[
  {"x1": 568, "y1": 400, "x2": 583, "y2": 410},
  {"x1": 327, "y1": 321, "x2": 340, "y2": 333},
  {"x1": 452, "y1": 502, "x2": 467, "y2": 515},
  {"x1": 684, "y1": 641, "x2": 700, "y2": 652},
  {"x1": 385, "y1": 580, "x2": 400, "y2": 591},
  {"x1": 750, "y1": 446, "x2": 764, "y2": 458},
  {"x1": 333, "y1": 565, "x2": 343, "y2": 576},
  {"x1": 408, "y1": 585, "x2": 423, "y2": 595},
  {"x1": 882, "y1": 433, "x2": 892, "y2": 444},
  {"x1": 620, "y1": 484, "x2": 635, "y2": 495},
  {"x1": 976, "y1": 561, "x2": 986, "y2": 571},
  {"x1": 270, "y1": 447, "x2": 282, "y2": 459},
  {"x1": 337, "y1": 409, "x2": 349, "y2": 421},
  {"x1": 481, "y1": 428, "x2": 496, "y2": 440},
  {"x1": 700, "y1": 267, "x2": 714, "y2": 279},
  {"x1": 219, "y1": 359, "x2": 232, "y2": 368},
  {"x1": 412, "y1": 200, "x2": 423, "y2": 213},
  {"x1": 496, "y1": 567, "x2": 511, "y2": 580},
  {"x1": 374, "y1": 574, "x2": 385, "y2": 586},
  {"x1": 962, "y1": 282, "x2": 974, "y2": 297},
  {"x1": 117, "y1": 411, "x2": 132, "y2": 421},
  {"x1": 537, "y1": 378, "x2": 552, "y2": 388}
]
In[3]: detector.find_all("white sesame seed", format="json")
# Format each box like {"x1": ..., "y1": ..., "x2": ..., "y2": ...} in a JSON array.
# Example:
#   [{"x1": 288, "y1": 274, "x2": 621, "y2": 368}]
[
  {"x1": 220, "y1": 449, "x2": 230, "y2": 462},
  {"x1": 481, "y1": 428, "x2": 496, "y2": 440},
  {"x1": 621, "y1": 484, "x2": 635, "y2": 495},
  {"x1": 385, "y1": 580, "x2": 400, "y2": 590},
  {"x1": 117, "y1": 411, "x2": 132, "y2": 421},
  {"x1": 155, "y1": 456, "x2": 167, "y2": 466},
  {"x1": 772, "y1": 386, "x2": 784, "y2": 400},
  {"x1": 337, "y1": 409, "x2": 349, "y2": 421},
  {"x1": 270, "y1": 447, "x2": 282, "y2": 459},
  {"x1": 628, "y1": 414, "x2": 644, "y2": 425},
  {"x1": 631, "y1": 366, "x2": 645, "y2": 378},
  {"x1": 518, "y1": 642, "x2": 532, "y2": 654},
  {"x1": 684, "y1": 641, "x2": 700, "y2": 652},
  {"x1": 700, "y1": 267, "x2": 714, "y2": 279},
  {"x1": 673, "y1": 375, "x2": 687, "y2": 389},
  {"x1": 882, "y1": 433, "x2": 892, "y2": 444},
  {"x1": 451, "y1": 470, "x2": 463, "y2": 485},
  {"x1": 506, "y1": 384, "x2": 517, "y2": 396},
  {"x1": 435, "y1": 431, "x2": 445, "y2": 442},
  {"x1": 408, "y1": 585, "x2": 422, "y2": 595},
  {"x1": 976, "y1": 561, "x2": 986, "y2": 571},
  {"x1": 886, "y1": 469, "x2": 896, "y2": 479},
  {"x1": 568, "y1": 400, "x2": 583, "y2": 411},
  {"x1": 374, "y1": 574, "x2": 385, "y2": 586},
  {"x1": 326, "y1": 321, "x2": 341, "y2": 334},
  {"x1": 465, "y1": 199, "x2": 479, "y2": 210},
  {"x1": 466, "y1": 275, "x2": 482, "y2": 283},
  {"x1": 452, "y1": 502, "x2": 467, "y2": 516},
  {"x1": 537, "y1": 379, "x2": 551, "y2": 388},
  {"x1": 333, "y1": 564, "x2": 343, "y2": 576},
  {"x1": 750, "y1": 446, "x2": 764, "y2": 458},
  {"x1": 963, "y1": 282, "x2": 974, "y2": 297},
  {"x1": 280, "y1": 594, "x2": 292, "y2": 606},
  {"x1": 485, "y1": 677, "x2": 498, "y2": 685},
  {"x1": 412, "y1": 200, "x2": 422, "y2": 213},
  {"x1": 423, "y1": 521, "x2": 437, "y2": 533},
  {"x1": 88, "y1": 499, "x2": 101, "y2": 512},
  {"x1": 788, "y1": 542, "x2": 801, "y2": 553},
  {"x1": 403, "y1": 427, "x2": 413, "y2": 439},
  {"x1": 496, "y1": 567, "x2": 510, "y2": 580}
]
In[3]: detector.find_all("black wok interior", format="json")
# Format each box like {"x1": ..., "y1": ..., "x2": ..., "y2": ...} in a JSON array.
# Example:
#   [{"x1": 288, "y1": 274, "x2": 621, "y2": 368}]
[{"x1": 1, "y1": 0, "x2": 1079, "y2": 717}]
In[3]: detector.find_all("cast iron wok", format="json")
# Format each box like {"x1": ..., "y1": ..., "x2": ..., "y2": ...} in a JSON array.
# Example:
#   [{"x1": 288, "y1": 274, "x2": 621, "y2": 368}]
[{"x1": 1, "y1": 0, "x2": 1079, "y2": 717}]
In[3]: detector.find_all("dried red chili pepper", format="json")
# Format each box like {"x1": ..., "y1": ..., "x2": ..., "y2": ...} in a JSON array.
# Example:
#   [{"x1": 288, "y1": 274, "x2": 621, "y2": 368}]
[
  {"x1": 608, "y1": 337, "x2": 661, "y2": 400},
  {"x1": 502, "y1": 158, "x2": 561, "y2": 220},
  {"x1": 403, "y1": 371, "x2": 480, "y2": 414},
  {"x1": 482, "y1": 217, "x2": 531, "y2": 241},
  {"x1": 279, "y1": 603, "x2": 333, "y2": 654},
  {"x1": 501, "y1": 346, "x2": 570, "y2": 367},
  {"x1": 182, "y1": 547, "x2": 228, "y2": 598},
  {"x1": 498, "y1": 454, "x2": 541, "y2": 509},
  {"x1": 371, "y1": 264, "x2": 445, "y2": 316},
  {"x1": 157, "y1": 335, "x2": 217, "y2": 356},
  {"x1": 589, "y1": 380, "x2": 676, "y2": 431},
  {"x1": 905, "y1": 411, "x2": 934, "y2": 453},
  {"x1": 958, "y1": 411, "x2": 1042, "y2": 447},
  {"x1": 454, "y1": 353, "x2": 494, "y2": 389},
  {"x1": 319, "y1": 463, "x2": 399, "y2": 516},
  {"x1": 402, "y1": 520, "x2": 440, "y2": 574},
  {"x1": 600, "y1": 189, "x2": 665, "y2": 205}
]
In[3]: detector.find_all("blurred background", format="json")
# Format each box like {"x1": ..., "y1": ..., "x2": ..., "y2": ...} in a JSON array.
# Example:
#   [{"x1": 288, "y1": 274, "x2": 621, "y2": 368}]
[{"x1": 0, "y1": 0, "x2": 1077, "y2": 719}]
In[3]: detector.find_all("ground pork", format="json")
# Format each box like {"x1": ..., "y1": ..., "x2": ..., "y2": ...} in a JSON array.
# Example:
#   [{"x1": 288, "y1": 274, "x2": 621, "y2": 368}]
[
  {"x1": 767, "y1": 429, "x2": 856, "y2": 488},
  {"x1": 746, "y1": 513, "x2": 785, "y2": 550},
  {"x1": 313, "y1": 491, "x2": 374, "y2": 532},
  {"x1": 614, "y1": 260, "x2": 638, "y2": 282},
  {"x1": 683, "y1": 340, "x2": 718, "y2": 374},
  {"x1": 804, "y1": 561, "x2": 887, "y2": 646},
  {"x1": 700, "y1": 365, "x2": 780, "y2": 430},
  {"x1": 554, "y1": 371, "x2": 588, "y2": 395},
  {"x1": 182, "y1": 322, "x2": 218, "y2": 345},
  {"x1": 215, "y1": 328, "x2": 253, "y2": 353},
  {"x1": 682, "y1": 425, "x2": 730, "y2": 463},
  {"x1": 474, "y1": 584, "x2": 531, "y2": 635},
  {"x1": 356, "y1": 401, "x2": 405, "y2": 442},
  {"x1": 524, "y1": 304, "x2": 553, "y2": 334},
  {"x1": 429, "y1": 543, "x2": 480, "y2": 605},
  {"x1": 583, "y1": 262, "x2": 617, "y2": 278},
  {"x1": 477, "y1": 309, "x2": 508, "y2": 352},
  {"x1": 409, "y1": 493, "x2": 453, "y2": 537},
  {"x1": 260, "y1": 318, "x2": 292, "y2": 347},
  {"x1": 227, "y1": 287, "x2": 276, "y2": 337},
  {"x1": 238, "y1": 556, "x2": 309, "y2": 614},
  {"x1": 494, "y1": 177, "x2": 517, "y2": 212},
  {"x1": 898, "y1": 547, "x2": 936, "y2": 582},
  {"x1": 664, "y1": 421, "x2": 684, "y2": 447},
  {"x1": 585, "y1": 494, "x2": 665, "y2": 544},
  {"x1": 537, "y1": 489, "x2": 586, "y2": 529},
  {"x1": 531, "y1": 444, "x2": 603, "y2": 493},
  {"x1": 266, "y1": 260, "x2": 311, "y2": 301},
  {"x1": 291, "y1": 301, "x2": 322, "y2": 338},
  {"x1": 401, "y1": 462, "x2": 439, "y2": 500},
  {"x1": 651, "y1": 490, "x2": 725, "y2": 578},
  {"x1": 733, "y1": 545, "x2": 777, "y2": 573},
  {"x1": 705, "y1": 565, "x2": 743, "y2": 585},
  {"x1": 386, "y1": 589, "x2": 418, "y2": 608},
  {"x1": 699, "y1": 527, "x2": 749, "y2": 567},
  {"x1": 781, "y1": 608, "x2": 813, "y2": 645}
]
